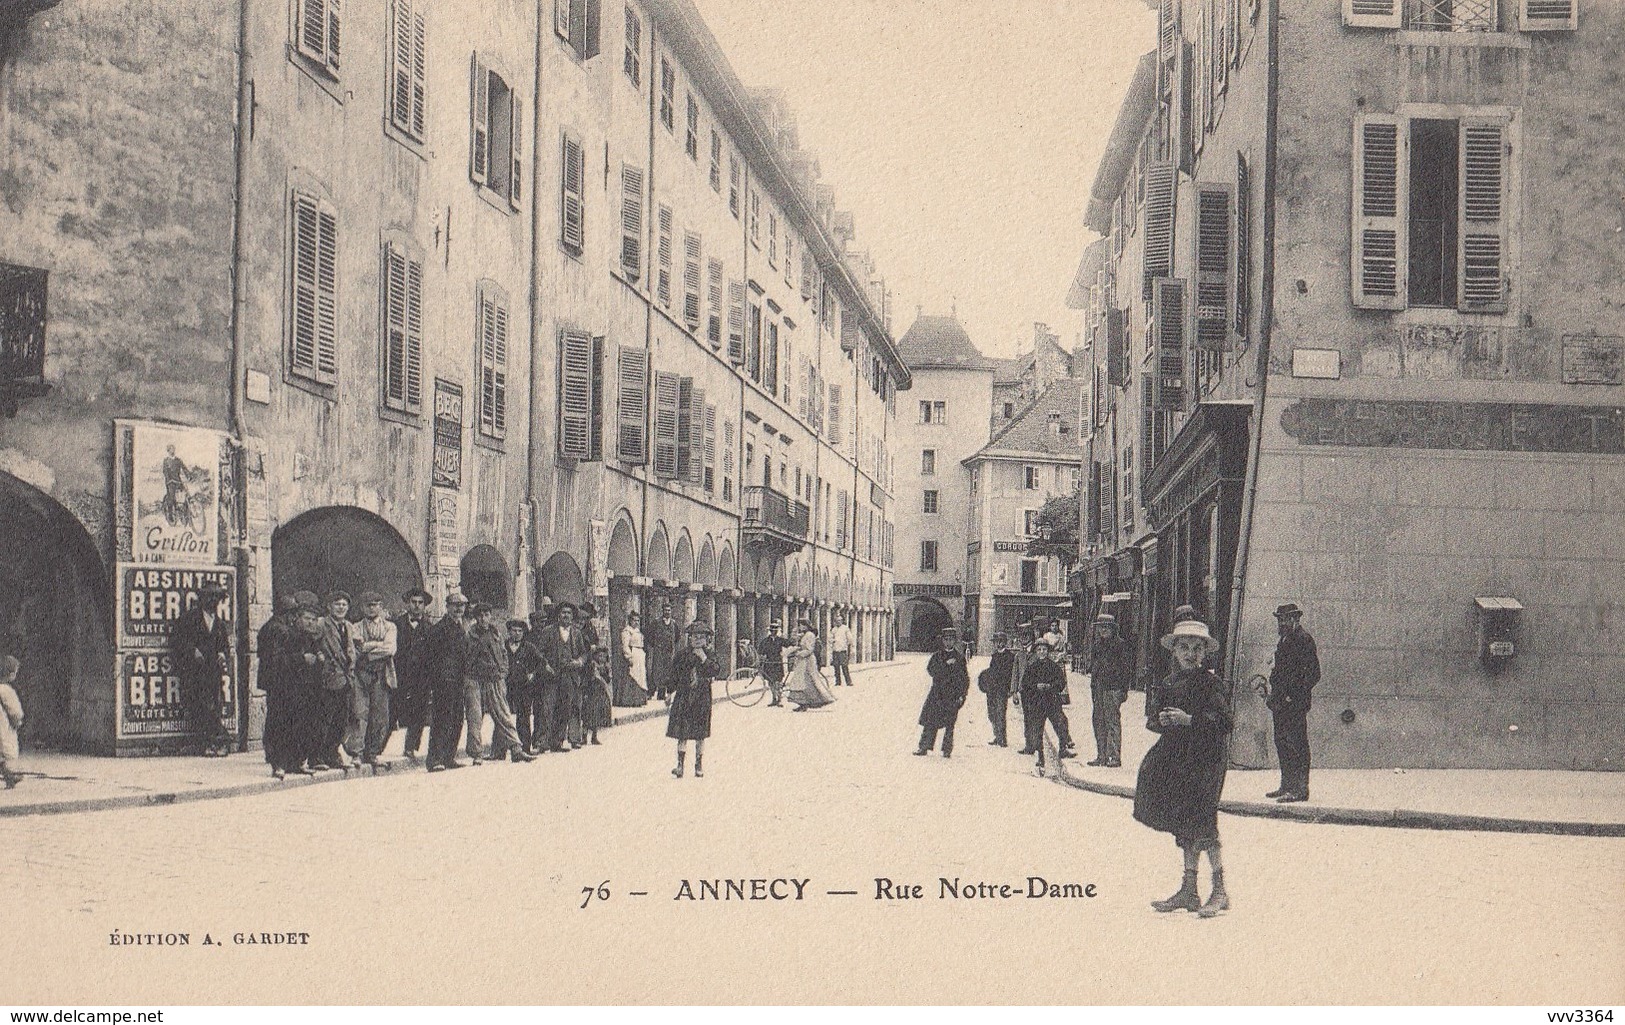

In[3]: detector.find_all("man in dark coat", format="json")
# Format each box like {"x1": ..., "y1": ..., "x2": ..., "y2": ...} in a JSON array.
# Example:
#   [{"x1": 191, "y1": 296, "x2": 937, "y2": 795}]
[
  {"x1": 978, "y1": 632, "x2": 1016, "y2": 747},
  {"x1": 1011, "y1": 622, "x2": 1038, "y2": 753},
  {"x1": 257, "y1": 594, "x2": 310, "y2": 778},
  {"x1": 1085, "y1": 614, "x2": 1134, "y2": 767},
  {"x1": 1020, "y1": 636, "x2": 1070, "y2": 771},
  {"x1": 391, "y1": 588, "x2": 434, "y2": 761},
  {"x1": 535, "y1": 602, "x2": 589, "y2": 753},
  {"x1": 756, "y1": 620, "x2": 788, "y2": 706},
  {"x1": 505, "y1": 619, "x2": 545, "y2": 755},
  {"x1": 1267, "y1": 603, "x2": 1321, "y2": 803},
  {"x1": 424, "y1": 592, "x2": 470, "y2": 771},
  {"x1": 915, "y1": 627, "x2": 969, "y2": 758},
  {"x1": 171, "y1": 582, "x2": 233, "y2": 756},
  {"x1": 644, "y1": 601, "x2": 677, "y2": 702}
]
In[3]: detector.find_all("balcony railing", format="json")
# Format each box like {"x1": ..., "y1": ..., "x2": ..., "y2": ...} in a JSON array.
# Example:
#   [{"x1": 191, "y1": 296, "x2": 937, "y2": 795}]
[
  {"x1": 1408, "y1": 0, "x2": 1496, "y2": 31},
  {"x1": 0, "y1": 262, "x2": 50, "y2": 417},
  {"x1": 742, "y1": 484, "x2": 810, "y2": 550}
]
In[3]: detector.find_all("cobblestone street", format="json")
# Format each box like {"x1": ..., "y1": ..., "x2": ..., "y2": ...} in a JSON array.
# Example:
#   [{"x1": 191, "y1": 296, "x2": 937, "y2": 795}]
[{"x1": 7, "y1": 657, "x2": 1621, "y2": 1005}]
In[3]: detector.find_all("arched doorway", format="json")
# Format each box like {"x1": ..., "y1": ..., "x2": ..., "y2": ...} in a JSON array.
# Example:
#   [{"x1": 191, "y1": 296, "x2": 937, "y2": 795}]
[
  {"x1": 604, "y1": 514, "x2": 641, "y2": 705},
  {"x1": 271, "y1": 506, "x2": 423, "y2": 611},
  {"x1": 459, "y1": 544, "x2": 510, "y2": 609},
  {"x1": 898, "y1": 596, "x2": 952, "y2": 652},
  {"x1": 539, "y1": 551, "x2": 585, "y2": 606},
  {"x1": 0, "y1": 473, "x2": 116, "y2": 749}
]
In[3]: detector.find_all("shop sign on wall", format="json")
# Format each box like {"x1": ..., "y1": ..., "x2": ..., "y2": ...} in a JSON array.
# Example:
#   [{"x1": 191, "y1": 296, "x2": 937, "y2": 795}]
[
  {"x1": 116, "y1": 564, "x2": 237, "y2": 649},
  {"x1": 433, "y1": 380, "x2": 464, "y2": 490},
  {"x1": 116, "y1": 649, "x2": 238, "y2": 739}
]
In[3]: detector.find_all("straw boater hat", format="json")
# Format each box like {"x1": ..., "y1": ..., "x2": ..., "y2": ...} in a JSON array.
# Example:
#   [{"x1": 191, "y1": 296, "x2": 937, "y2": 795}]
[
  {"x1": 686, "y1": 620, "x2": 713, "y2": 636},
  {"x1": 1161, "y1": 619, "x2": 1218, "y2": 651}
]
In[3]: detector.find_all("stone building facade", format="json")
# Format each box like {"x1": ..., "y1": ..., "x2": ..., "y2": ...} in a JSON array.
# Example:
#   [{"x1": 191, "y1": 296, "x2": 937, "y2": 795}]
[{"x1": 1074, "y1": 0, "x2": 1623, "y2": 770}]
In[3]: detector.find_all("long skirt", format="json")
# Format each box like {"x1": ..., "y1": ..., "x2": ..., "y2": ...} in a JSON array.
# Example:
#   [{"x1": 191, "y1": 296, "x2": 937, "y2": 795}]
[
  {"x1": 615, "y1": 648, "x2": 648, "y2": 707},
  {"x1": 583, "y1": 674, "x2": 613, "y2": 730},
  {"x1": 783, "y1": 656, "x2": 836, "y2": 709}
]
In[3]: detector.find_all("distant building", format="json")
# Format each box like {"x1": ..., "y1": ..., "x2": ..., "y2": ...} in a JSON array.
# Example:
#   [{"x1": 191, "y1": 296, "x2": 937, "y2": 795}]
[
  {"x1": 1073, "y1": 1, "x2": 1623, "y2": 770},
  {"x1": 890, "y1": 313, "x2": 993, "y2": 649}
]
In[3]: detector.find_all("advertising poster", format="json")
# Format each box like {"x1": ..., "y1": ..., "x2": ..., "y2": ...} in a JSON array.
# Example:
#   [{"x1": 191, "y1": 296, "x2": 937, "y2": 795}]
[
  {"x1": 115, "y1": 648, "x2": 237, "y2": 739},
  {"x1": 116, "y1": 564, "x2": 237, "y2": 649},
  {"x1": 119, "y1": 420, "x2": 226, "y2": 565}
]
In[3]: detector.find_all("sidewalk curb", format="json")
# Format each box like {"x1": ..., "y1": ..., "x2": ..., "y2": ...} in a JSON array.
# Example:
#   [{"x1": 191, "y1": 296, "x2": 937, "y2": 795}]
[
  {"x1": 1, "y1": 659, "x2": 909, "y2": 820},
  {"x1": 1047, "y1": 756, "x2": 1625, "y2": 838}
]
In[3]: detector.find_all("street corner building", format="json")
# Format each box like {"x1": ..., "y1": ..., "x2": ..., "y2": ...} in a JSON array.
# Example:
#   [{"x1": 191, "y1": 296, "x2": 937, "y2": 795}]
[
  {"x1": 1069, "y1": 0, "x2": 1622, "y2": 771},
  {"x1": 0, "y1": 0, "x2": 904, "y2": 756}
]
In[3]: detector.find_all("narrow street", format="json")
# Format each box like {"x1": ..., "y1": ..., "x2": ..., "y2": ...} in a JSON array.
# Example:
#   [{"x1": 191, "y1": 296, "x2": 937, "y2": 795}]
[{"x1": 8, "y1": 656, "x2": 1622, "y2": 1005}]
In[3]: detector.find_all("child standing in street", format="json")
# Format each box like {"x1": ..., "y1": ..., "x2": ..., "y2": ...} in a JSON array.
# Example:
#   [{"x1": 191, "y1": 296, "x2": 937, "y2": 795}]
[
  {"x1": 1132, "y1": 619, "x2": 1233, "y2": 918},
  {"x1": 582, "y1": 646, "x2": 613, "y2": 746},
  {"x1": 1, "y1": 655, "x2": 25, "y2": 789}
]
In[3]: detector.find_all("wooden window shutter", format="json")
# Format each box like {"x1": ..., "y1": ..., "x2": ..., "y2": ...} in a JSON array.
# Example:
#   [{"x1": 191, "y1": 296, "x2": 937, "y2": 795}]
[
  {"x1": 313, "y1": 202, "x2": 338, "y2": 382},
  {"x1": 1106, "y1": 308, "x2": 1128, "y2": 387},
  {"x1": 1458, "y1": 118, "x2": 1510, "y2": 314},
  {"x1": 404, "y1": 254, "x2": 423, "y2": 410},
  {"x1": 706, "y1": 258, "x2": 723, "y2": 348},
  {"x1": 1235, "y1": 151, "x2": 1251, "y2": 338},
  {"x1": 1343, "y1": 0, "x2": 1401, "y2": 29},
  {"x1": 828, "y1": 385, "x2": 842, "y2": 446},
  {"x1": 675, "y1": 377, "x2": 695, "y2": 481},
  {"x1": 1142, "y1": 161, "x2": 1177, "y2": 298},
  {"x1": 656, "y1": 204, "x2": 673, "y2": 307},
  {"x1": 300, "y1": 0, "x2": 340, "y2": 71},
  {"x1": 703, "y1": 404, "x2": 717, "y2": 493},
  {"x1": 1150, "y1": 278, "x2": 1188, "y2": 411},
  {"x1": 726, "y1": 280, "x2": 746, "y2": 364},
  {"x1": 289, "y1": 192, "x2": 321, "y2": 380},
  {"x1": 480, "y1": 292, "x2": 510, "y2": 438},
  {"x1": 1351, "y1": 114, "x2": 1407, "y2": 310},
  {"x1": 558, "y1": 329, "x2": 593, "y2": 459},
  {"x1": 561, "y1": 136, "x2": 586, "y2": 255},
  {"x1": 687, "y1": 389, "x2": 707, "y2": 487},
  {"x1": 584, "y1": 0, "x2": 602, "y2": 60},
  {"x1": 653, "y1": 371, "x2": 680, "y2": 479},
  {"x1": 619, "y1": 164, "x2": 644, "y2": 280},
  {"x1": 589, "y1": 335, "x2": 605, "y2": 460},
  {"x1": 615, "y1": 345, "x2": 650, "y2": 464},
  {"x1": 1192, "y1": 182, "x2": 1235, "y2": 351},
  {"x1": 683, "y1": 232, "x2": 702, "y2": 331},
  {"x1": 1086, "y1": 462, "x2": 1102, "y2": 537},
  {"x1": 1520, "y1": 0, "x2": 1576, "y2": 30},
  {"x1": 383, "y1": 243, "x2": 410, "y2": 410},
  {"x1": 391, "y1": 1, "x2": 426, "y2": 139},
  {"x1": 555, "y1": 0, "x2": 571, "y2": 41},
  {"x1": 508, "y1": 93, "x2": 523, "y2": 209},
  {"x1": 623, "y1": 7, "x2": 641, "y2": 85},
  {"x1": 470, "y1": 56, "x2": 490, "y2": 185}
]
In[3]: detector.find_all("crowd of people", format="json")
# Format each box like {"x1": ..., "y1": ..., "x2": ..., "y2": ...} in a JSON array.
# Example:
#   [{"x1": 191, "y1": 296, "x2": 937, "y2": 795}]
[{"x1": 253, "y1": 588, "x2": 638, "y2": 778}]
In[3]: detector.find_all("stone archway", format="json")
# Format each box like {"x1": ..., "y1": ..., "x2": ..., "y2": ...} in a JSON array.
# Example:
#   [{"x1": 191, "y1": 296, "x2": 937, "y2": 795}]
[
  {"x1": 0, "y1": 472, "x2": 116, "y2": 750},
  {"x1": 898, "y1": 595, "x2": 953, "y2": 652},
  {"x1": 539, "y1": 551, "x2": 586, "y2": 606},
  {"x1": 272, "y1": 505, "x2": 424, "y2": 611},
  {"x1": 459, "y1": 544, "x2": 510, "y2": 609},
  {"x1": 672, "y1": 530, "x2": 695, "y2": 583},
  {"x1": 645, "y1": 522, "x2": 671, "y2": 581},
  {"x1": 606, "y1": 513, "x2": 638, "y2": 577}
]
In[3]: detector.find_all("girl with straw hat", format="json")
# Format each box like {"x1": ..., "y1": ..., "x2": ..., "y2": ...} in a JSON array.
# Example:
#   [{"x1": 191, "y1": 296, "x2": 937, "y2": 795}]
[{"x1": 1131, "y1": 618, "x2": 1233, "y2": 919}]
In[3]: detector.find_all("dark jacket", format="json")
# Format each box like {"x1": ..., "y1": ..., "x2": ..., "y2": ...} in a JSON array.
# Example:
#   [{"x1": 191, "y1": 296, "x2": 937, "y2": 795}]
[
  {"x1": 1088, "y1": 634, "x2": 1135, "y2": 693},
  {"x1": 534, "y1": 624, "x2": 589, "y2": 685},
  {"x1": 979, "y1": 649, "x2": 1016, "y2": 697},
  {"x1": 1020, "y1": 656, "x2": 1068, "y2": 713},
  {"x1": 171, "y1": 604, "x2": 232, "y2": 686},
  {"x1": 463, "y1": 625, "x2": 508, "y2": 684},
  {"x1": 391, "y1": 612, "x2": 432, "y2": 682},
  {"x1": 919, "y1": 647, "x2": 970, "y2": 728},
  {"x1": 506, "y1": 634, "x2": 543, "y2": 688},
  {"x1": 1269, "y1": 627, "x2": 1321, "y2": 714},
  {"x1": 255, "y1": 614, "x2": 298, "y2": 695},
  {"x1": 422, "y1": 615, "x2": 468, "y2": 688}
]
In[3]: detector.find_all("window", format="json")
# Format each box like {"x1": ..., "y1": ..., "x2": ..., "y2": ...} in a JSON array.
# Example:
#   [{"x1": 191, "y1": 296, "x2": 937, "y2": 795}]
[
  {"x1": 675, "y1": 378, "x2": 705, "y2": 485},
  {"x1": 1002, "y1": 401, "x2": 1014, "y2": 419},
  {"x1": 722, "y1": 419, "x2": 735, "y2": 502},
  {"x1": 614, "y1": 344, "x2": 649, "y2": 464},
  {"x1": 1352, "y1": 113, "x2": 1510, "y2": 313},
  {"x1": 1024, "y1": 466, "x2": 1040, "y2": 490},
  {"x1": 619, "y1": 164, "x2": 643, "y2": 281},
  {"x1": 556, "y1": 330, "x2": 602, "y2": 458},
  {"x1": 653, "y1": 371, "x2": 681, "y2": 478},
  {"x1": 784, "y1": 235, "x2": 794, "y2": 288},
  {"x1": 623, "y1": 6, "x2": 641, "y2": 86},
  {"x1": 1023, "y1": 509, "x2": 1040, "y2": 536},
  {"x1": 288, "y1": 190, "x2": 338, "y2": 385},
  {"x1": 656, "y1": 204, "x2": 673, "y2": 307},
  {"x1": 559, "y1": 134, "x2": 585, "y2": 254},
  {"x1": 764, "y1": 320, "x2": 780, "y2": 394},
  {"x1": 706, "y1": 258, "x2": 724, "y2": 349},
  {"x1": 1020, "y1": 559, "x2": 1038, "y2": 594},
  {"x1": 685, "y1": 94, "x2": 699, "y2": 160},
  {"x1": 1342, "y1": 0, "x2": 1506, "y2": 31},
  {"x1": 729, "y1": 155, "x2": 741, "y2": 217},
  {"x1": 381, "y1": 241, "x2": 425, "y2": 414},
  {"x1": 921, "y1": 449, "x2": 936, "y2": 475},
  {"x1": 709, "y1": 131, "x2": 722, "y2": 192},
  {"x1": 920, "y1": 540, "x2": 938, "y2": 572},
  {"x1": 703, "y1": 404, "x2": 717, "y2": 493},
  {"x1": 827, "y1": 384, "x2": 842, "y2": 445},
  {"x1": 747, "y1": 302, "x2": 762, "y2": 381},
  {"x1": 295, "y1": 0, "x2": 342, "y2": 78},
  {"x1": 749, "y1": 189, "x2": 761, "y2": 246},
  {"x1": 727, "y1": 280, "x2": 746, "y2": 364},
  {"x1": 470, "y1": 59, "x2": 522, "y2": 210},
  {"x1": 918, "y1": 400, "x2": 947, "y2": 425},
  {"x1": 1142, "y1": 161, "x2": 1176, "y2": 298},
  {"x1": 768, "y1": 213, "x2": 778, "y2": 268},
  {"x1": 388, "y1": 0, "x2": 427, "y2": 142},
  {"x1": 555, "y1": 0, "x2": 602, "y2": 60},
  {"x1": 478, "y1": 288, "x2": 515, "y2": 441},
  {"x1": 923, "y1": 490, "x2": 939, "y2": 514},
  {"x1": 659, "y1": 58, "x2": 675, "y2": 132},
  {"x1": 682, "y1": 231, "x2": 702, "y2": 332}
]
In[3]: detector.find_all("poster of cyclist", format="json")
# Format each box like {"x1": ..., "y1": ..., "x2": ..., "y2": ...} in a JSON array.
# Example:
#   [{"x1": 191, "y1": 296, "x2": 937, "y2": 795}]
[{"x1": 114, "y1": 420, "x2": 226, "y2": 566}]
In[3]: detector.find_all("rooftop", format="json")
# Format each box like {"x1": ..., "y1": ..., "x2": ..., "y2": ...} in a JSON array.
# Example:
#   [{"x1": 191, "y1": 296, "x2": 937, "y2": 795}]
[
  {"x1": 967, "y1": 379, "x2": 1087, "y2": 462},
  {"x1": 895, "y1": 313, "x2": 995, "y2": 371}
]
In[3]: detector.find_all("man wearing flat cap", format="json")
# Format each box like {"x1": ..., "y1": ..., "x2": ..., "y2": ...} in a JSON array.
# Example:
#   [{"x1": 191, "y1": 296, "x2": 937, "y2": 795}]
[
  {"x1": 353, "y1": 592, "x2": 398, "y2": 766},
  {"x1": 1266, "y1": 603, "x2": 1320, "y2": 803},
  {"x1": 1085, "y1": 614, "x2": 1134, "y2": 767},
  {"x1": 171, "y1": 582, "x2": 234, "y2": 757},
  {"x1": 424, "y1": 592, "x2": 470, "y2": 771},
  {"x1": 391, "y1": 588, "x2": 434, "y2": 761},
  {"x1": 1019, "y1": 634, "x2": 1070, "y2": 772}
]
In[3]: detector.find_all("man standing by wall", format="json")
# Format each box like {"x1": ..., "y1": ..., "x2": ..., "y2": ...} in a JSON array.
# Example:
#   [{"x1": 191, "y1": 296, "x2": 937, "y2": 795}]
[
  {"x1": 424, "y1": 592, "x2": 469, "y2": 772},
  {"x1": 1267, "y1": 603, "x2": 1320, "y2": 803},
  {"x1": 353, "y1": 592, "x2": 397, "y2": 767},
  {"x1": 170, "y1": 582, "x2": 233, "y2": 757},
  {"x1": 1085, "y1": 614, "x2": 1133, "y2": 768},
  {"x1": 391, "y1": 589, "x2": 434, "y2": 762},
  {"x1": 536, "y1": 603, "x2": 589, "y2": 754},
  {"x1": 828, "y1": 612, "x2": 855, "y2": 687},
  {"x1": 645, "y1": 601, "x2": 677, "y2": 703},
  {"x1": 463, "y1": 603, "x2": 532, "y2": 764}
]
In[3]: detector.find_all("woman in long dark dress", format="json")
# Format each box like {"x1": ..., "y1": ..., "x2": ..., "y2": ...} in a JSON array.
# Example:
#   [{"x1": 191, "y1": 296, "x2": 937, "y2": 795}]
[
  {"x1": 1132, "y1": 619, "x2": 1233, "y2": 918},
  {"x1": 582, "y1": 646, "x2": 614, "y2": 744},
  {"x1": 667, "y1": 620, "x2": 723, "y2": 778}
]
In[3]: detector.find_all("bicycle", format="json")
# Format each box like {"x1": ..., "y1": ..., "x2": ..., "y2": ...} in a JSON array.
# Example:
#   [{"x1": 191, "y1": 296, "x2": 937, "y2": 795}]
[{"x1": 724, "y1": 664, "x2": 772, "y2": 707}]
